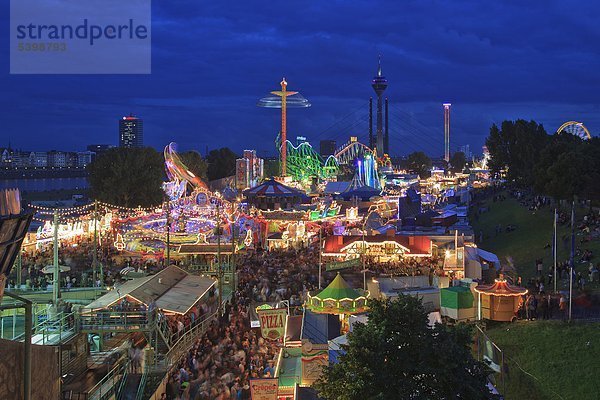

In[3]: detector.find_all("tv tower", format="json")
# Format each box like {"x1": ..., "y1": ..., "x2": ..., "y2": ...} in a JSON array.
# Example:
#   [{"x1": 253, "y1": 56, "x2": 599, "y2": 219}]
[
  {"x1": 371, "y1": 56, "x2": 388, "y2": 155},
  {"x1": 443, "y1": 103, "x2": 451, "y2": 162}
]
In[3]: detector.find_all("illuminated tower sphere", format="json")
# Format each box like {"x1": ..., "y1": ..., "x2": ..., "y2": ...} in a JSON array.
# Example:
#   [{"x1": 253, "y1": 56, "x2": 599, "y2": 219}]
[{"x1": 371, "y1": 56, "x2": 388, "y2": 155}]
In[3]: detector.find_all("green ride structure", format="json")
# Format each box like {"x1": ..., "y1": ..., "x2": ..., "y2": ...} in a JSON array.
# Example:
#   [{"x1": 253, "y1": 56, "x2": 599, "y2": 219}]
[{"x1": 276, "y1": 134, "x2": 339, "y2": 183}]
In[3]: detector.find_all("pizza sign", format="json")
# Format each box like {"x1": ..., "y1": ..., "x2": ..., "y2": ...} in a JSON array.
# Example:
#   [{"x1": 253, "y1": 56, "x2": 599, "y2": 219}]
[{"x1": 256, "y1": 307, "x2": 287, "y2": 341}]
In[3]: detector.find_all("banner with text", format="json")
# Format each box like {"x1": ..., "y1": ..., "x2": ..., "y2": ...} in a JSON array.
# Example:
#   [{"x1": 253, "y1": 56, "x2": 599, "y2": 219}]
[
  {"x1": 250, "y1": 378, "x2": 278, "y2": 400},
  {"x1": 257, "y1": 307, "x2": 287, "y2": 341},
  {"x1": 326, "y1": 257, "x2": 360, "y2": 272}
]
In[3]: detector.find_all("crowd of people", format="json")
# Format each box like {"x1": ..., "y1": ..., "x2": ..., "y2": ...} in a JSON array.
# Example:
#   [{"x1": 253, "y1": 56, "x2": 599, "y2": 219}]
[
  {"x1": 473, "y1": 187, "x2": 600, "y2": 318},
  {"x1": 366, "y1": 256, "x2": 443, "y2": 279},
  {"x1": 163, "y1": 248, "x2": 321, "y2": 400},
  {"x1": 6, "y1": 234, "x2": 164, "y2": 291}
]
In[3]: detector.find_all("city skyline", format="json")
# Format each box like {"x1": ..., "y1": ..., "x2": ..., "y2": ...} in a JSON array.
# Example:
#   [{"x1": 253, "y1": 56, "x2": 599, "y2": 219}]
[{"x1": 1, "y1": 1, "x2": 600, "y2": 156}]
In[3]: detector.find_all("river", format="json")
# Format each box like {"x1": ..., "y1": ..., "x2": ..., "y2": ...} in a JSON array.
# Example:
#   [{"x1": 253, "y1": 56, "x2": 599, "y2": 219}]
[{"x1": 0, "y1": 177, "x2": 89, "y2": 192}]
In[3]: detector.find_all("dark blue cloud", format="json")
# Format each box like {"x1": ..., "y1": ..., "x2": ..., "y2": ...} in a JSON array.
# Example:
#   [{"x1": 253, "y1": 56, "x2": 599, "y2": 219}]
[{"x1": 1, "y1": 0, "x2": 600, "y2": 157}]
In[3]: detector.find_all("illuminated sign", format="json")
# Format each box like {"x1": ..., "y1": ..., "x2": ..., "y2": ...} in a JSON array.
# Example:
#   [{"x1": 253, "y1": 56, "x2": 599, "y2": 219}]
[{"x1": 256, "y1": 307, "x2": 287, "y2": 341}]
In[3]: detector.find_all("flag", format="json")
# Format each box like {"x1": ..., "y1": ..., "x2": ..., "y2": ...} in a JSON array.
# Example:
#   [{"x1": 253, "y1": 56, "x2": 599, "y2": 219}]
[
  {"x1": 570, "y1": 203, "x2": 575, "y2": 270},
  {"x1": 552, "y1": 209, "x2": 556, "y2": 258},
  {"x1": 569, "y1": 201, "x2": 575, "y2": 321}
]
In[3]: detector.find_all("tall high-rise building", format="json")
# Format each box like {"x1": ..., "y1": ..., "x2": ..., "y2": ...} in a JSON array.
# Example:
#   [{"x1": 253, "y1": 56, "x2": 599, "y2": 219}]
[
  {"x1": 236, "y1": 150, "x2": 264, "y2": 190},
  {"x1": 459, "y1": 144, "x2": 471, "y2": 160},
  {"x1": 119, "y1": 115, "x2": 143, "y2": 148},
  {"x1": 370, "y1": 56, "x2": 389, "y2": 155}
]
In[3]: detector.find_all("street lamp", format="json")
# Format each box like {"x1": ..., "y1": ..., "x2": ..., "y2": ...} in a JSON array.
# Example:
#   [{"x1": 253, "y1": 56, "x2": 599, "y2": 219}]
[
  {"x1": 231, "y1": 197, "x2": 241, "y2": 294},
  {"x1": 361, "y1": 209, "x2": 379, "y2": 291},
  {"x1": 318, "y1": 223, "x2": 323, "y2": 289},
  {"x1": 216, "y1": 197, "x2": 222, "y2": 315}
]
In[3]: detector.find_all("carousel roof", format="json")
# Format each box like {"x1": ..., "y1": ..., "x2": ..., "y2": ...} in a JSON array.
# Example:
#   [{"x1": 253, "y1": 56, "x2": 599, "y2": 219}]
[
  {"x1": 315, "y1": 273, "x2": 363, "y2": 301},
  {"x1": 474, "y1": 277, "x2": 528, "y2": 297},
  {"x1": 306, "y1": 273, "x2": 369, "y2": 314},
  {"x1": 244, "y1": 178, "x2": 305, "y2": 197}
]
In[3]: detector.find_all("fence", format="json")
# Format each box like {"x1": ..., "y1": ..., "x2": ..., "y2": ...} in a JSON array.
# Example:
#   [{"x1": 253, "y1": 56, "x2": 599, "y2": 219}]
[
  {"x1": 145, "y1": 307, "x2": 224, "y2": 399},
  {"x1": 13, "y1": 311, "x2": 76, "y2": 345},
  {"x1": 63, "y1": 357, "x2": 129, "y2": 400},
  {"x1": 474, "y1": 325, "x2": 565, "y2": 400},
  {"x1": 78, "y1": 310, "x2": 154, "y2": 332}
]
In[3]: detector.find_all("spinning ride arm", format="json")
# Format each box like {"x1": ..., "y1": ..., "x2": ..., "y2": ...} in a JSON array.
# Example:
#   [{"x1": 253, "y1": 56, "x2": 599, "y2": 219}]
[{"x1": 164, "y1": 142, "x2": 208, "y2": 190}]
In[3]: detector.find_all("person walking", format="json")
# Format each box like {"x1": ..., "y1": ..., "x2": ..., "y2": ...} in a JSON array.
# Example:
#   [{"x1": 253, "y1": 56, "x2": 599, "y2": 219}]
[
  {"x1": 525, "y1": 295, "x2": 532, "y2": 320},
  {"x1": 540, "y1": 295, "x2": 549, "y2": 319},
  {"x1": 546, "y1": 294, "x2": 553, "y2": 319},
  {"x1": 527, "y1": 295, "x2": 538, "y2": 320},
  {"x1": 559, "y1": 294, "x2": 568, "y2": 321}
]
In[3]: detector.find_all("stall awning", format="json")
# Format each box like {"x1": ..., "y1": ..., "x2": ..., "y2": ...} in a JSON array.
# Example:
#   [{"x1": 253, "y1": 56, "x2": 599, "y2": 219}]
[
  {"x1": 477, "y1": 248, "x2": 501, "y2": 271},
  {"x1": 84, "y1": 265, "x2": 216, "y2": 314}
]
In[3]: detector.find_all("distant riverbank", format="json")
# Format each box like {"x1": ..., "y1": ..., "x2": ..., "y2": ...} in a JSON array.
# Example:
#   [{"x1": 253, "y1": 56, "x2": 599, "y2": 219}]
[{"x1": 0, "y1": 168, "x2": 88, "y2": 180}]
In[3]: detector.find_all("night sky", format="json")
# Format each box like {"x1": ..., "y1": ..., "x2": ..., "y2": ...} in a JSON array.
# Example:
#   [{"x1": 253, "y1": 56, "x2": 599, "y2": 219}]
[{"x1": 1, "y1": 1, "x2": 600, "y2": 158}]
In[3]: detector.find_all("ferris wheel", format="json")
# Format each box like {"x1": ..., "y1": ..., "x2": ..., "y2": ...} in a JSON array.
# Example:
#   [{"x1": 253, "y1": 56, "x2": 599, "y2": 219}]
[{"x1": 556, "y1": 121, "x2": 592, "y2": 140}]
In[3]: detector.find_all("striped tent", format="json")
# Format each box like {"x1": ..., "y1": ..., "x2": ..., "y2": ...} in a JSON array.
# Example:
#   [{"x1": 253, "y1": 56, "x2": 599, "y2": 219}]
[
  {"x1": 244, "y1": 178, "x2": 306, "y2": 210},
  {"x1": 244, "y1": 178, "x2": 304, "y2": 197}
]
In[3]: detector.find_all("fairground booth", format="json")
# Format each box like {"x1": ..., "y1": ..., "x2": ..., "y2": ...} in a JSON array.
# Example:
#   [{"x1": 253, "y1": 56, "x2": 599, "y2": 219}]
[
  {"x1": 443, "y1": 243, "x2": 501, "y2": 281},
  {"x1": 306, "y1": 273, "x2": 369, "y2": 336},
  {"x1": 247, "y1": 302, "x2": 318, "y2": 400},
  {"x1": 321, "y1": 231, "x2": 432, "y2": 263},
  {"x1": 79, "y1": 266, "x2": 217, "y2": 349},
  {"x1": 474, "y1": 276, "x2": 528, "y2": 322},
  {"x1": 440, "y1": 284, "x2": 476, "y2": 322},
  {"x1": 264, "y1": 274, "x2": 369, "y2": 399}
]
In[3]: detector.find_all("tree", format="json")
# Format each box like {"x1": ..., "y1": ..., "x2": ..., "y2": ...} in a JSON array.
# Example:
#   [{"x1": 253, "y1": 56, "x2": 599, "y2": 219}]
[
  {"x1": 485, "y1": 120, "x2": 548, "y2": 185},
  {"x1": 179, "y1": 150, "x2": 208, "y2": 182},
  {"x1": 579, "y1": 138, "x2": 600, "y2": 201},
  {"x1": 314, "y1": 297, "x2": 498, "y2": 400},
  {"x1": 207, "y1": 147, "x2": 238, "y2": 181},
  {"x1": 406, "y1": 151, "x2": 432, "y2": 178},
  {"x1": 263, "y1": 158, "x2": 280, "y2": 179},
  {"x1": 450, "y1": 151, "x2": 467, "y2": 173},
  {"x1": 88, "y1": 147, "x2": 164, "y2": 207},
  {"x1": 534, "y1": 134, "x2": 600, "y2": 201}
]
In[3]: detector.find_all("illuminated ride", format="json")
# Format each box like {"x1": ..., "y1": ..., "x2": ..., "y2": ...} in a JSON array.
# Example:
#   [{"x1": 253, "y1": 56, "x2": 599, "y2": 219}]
[
  {"x1": 275, "y1": 137, "x2": 339, "y2": 183},
  {"x1": 357, "y1": 152, "x2": 381, "y2": 189},
  {"x1": 556, "y1": 121, "x2": 592, "y2": 140},
  {"x1": 258, "y1": 78, "x2": 311, "y2": 177},
  {"x1": 164, "y1": 142, "x2": 207, "y2": 188},
  {"x1": 30, "y1": 143, "x2": 251, "y2": 256},
  {"x1": 334, "y1": 139, "x2": 373, "y2": 165},
  {"x1": 111, "y1": 143, "x2": 246, "y2": 253}
]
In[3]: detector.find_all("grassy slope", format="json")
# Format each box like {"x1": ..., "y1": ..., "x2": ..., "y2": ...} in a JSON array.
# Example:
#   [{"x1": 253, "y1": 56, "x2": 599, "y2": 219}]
[
  {"x1": 471, "y1": 195, "x2": 600, "y2": 286},
  {"x1": 472, "y1": 194, "x2": 600, "y2": 399},
  {"x1": 487, "y1": 321, "x2": 600, "y2": 400}
]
